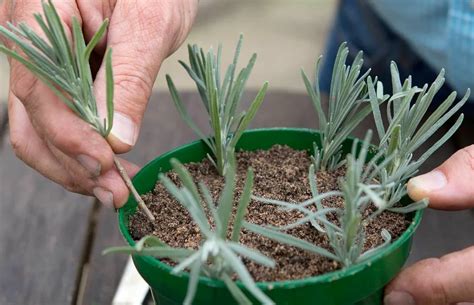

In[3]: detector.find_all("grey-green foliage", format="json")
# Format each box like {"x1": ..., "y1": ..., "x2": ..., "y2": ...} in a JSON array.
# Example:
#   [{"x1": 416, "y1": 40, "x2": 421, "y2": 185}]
[
  {"x1": 249, "y1": 132, "x2": 393, "y2": 267},
  {"x1": 302, "y1": 42, "x2": 373, "y2": 171},
  {"x1": 0, "y1": 0, "x2": 114, "y2": 136},
  {"x1": 0, "y1": 0, "x2": 157, "y2": 221},
  {"x1": 368, "y1": 62, "x2": 471, "y2": 210},
  {"x1": 334, "y1": 132, "x2": 391, "y2": 265},
  {"x1": 105, "y1": 159, "x2": 276, "y2": 305},
  {"x1": 167, "y1": 35, "x2": 268, "y2": 176}
]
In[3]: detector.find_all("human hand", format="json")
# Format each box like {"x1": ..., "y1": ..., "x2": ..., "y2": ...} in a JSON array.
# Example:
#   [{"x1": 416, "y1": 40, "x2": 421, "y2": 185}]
[
  {"x1": 384, "y1": 145, "x2": 474, "y2": 305},
  {"x1": 0, "y1": 0, "x2": 198, "y2": 208}
]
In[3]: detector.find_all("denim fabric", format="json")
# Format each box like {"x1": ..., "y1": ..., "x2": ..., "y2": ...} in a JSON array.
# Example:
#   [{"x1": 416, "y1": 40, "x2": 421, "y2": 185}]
[
  {"x1": 319, "y1": 0, "x2": 474, "y2": 115},
  {"x1": 368, "y1": 0, "x2": 474, "y2": 97}
]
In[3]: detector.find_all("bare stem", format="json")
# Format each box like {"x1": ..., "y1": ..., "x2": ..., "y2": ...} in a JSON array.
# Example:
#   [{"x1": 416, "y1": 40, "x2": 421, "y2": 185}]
[{"x1": 113, "y1": 156, "x2": 155, "y2": 221}]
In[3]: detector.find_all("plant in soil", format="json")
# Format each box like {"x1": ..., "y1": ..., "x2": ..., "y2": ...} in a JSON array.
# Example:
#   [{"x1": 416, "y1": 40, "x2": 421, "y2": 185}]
[
  {"x1": 248, "y1": 131, "x2": 395, "y2": 267},
  {"x1": 1, "y1": 2, "x2": 467, "y2": 304},
  {"x1": 166, "y1": 35, "x2": 268, "y2": 176},
  {"x1": 106, "y1": 159, "x2": 276, "y2": 305},
  {"x1": 301, "y1": 42, "x2": 373, "y2": 172},
  {"x1": 0, "y1": 0, "x2": 154, "y2": 220},
  {"x1": 103, "y1": 36, "x2": 468, "y2": 304}
]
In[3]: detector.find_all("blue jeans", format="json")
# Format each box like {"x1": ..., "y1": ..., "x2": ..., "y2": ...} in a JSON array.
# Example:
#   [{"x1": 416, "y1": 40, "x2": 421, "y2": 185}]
[{"x1": 319, "y1": 0, "x2": 474, "y2": 116}]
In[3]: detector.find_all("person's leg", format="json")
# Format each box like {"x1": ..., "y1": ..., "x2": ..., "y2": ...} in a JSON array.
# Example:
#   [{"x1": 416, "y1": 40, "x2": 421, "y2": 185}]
[
  {"x1": 319, "y1": 0, "x2": 473, "y2": 149},
  {"x1": 319, "y1": 0, "x2": 466, "y2": 108},
  {"x1": 317, "y1": 0, "x2": 474, "y2": 170}
]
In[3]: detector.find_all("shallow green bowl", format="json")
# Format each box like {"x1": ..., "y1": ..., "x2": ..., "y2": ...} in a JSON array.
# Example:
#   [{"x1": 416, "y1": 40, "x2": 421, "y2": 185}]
[{"x1": 118, "y1": 128, "x2": 423, "y2": 305}]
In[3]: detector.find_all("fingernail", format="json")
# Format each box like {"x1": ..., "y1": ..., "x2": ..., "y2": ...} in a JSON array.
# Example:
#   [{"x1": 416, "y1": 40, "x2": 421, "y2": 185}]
[
  {"x1": 110, "y1": 112, "x2": 138, "y2": 146},
  {"x1": 384, "y1": 291, "x2": 416, "y2": 305},
  {"x1": 77, "y1": 154, "x2": 101, "y2": 177},
  {"x1": 407, "y1": 170, "x2": 447, "y2": 200},
  {"x1": 93, "y1": 187, "x2": 114, "y2": 209}
]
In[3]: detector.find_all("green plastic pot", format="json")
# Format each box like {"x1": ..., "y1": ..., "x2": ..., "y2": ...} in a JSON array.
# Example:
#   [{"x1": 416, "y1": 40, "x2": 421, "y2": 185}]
[{"x1": 118, "y1": 128, "x2": 423, "y2": 305}]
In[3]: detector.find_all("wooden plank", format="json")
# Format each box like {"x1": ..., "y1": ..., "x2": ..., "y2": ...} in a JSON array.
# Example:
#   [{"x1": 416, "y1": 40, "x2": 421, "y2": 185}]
[
  {"x1": 0, "y1": 131, "x2": 96, "y2": 304},
  {"x1": 81, "y1": 91, "x2": 474, "y2": 303},
  {"x1": 76, "y1": 206, "x2": 127, "y2": 305}
]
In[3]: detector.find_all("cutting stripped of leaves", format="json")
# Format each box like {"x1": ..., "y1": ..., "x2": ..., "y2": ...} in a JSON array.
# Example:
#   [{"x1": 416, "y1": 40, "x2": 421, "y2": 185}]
[
  {"x1": 166, "y1": 35, "x2": 268, "y2": 176},
  {"x1": 0, "y1": 0, "x2": 154, "y2": 220}
]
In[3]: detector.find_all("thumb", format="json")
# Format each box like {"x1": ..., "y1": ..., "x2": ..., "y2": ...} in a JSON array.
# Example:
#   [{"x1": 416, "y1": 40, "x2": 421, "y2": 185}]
[
  {"x1": 384, "y1": 246, "x2": 474, "y2": 305},
  {"x1": 92, "y1": 1, "x2": 196, "y2": 153},
  {"x1": 407, "y1": 145, "x2": 474, "y2": 210},
  {"x1": 92, "y1": 13, "x2": 161, "y2": 154}
]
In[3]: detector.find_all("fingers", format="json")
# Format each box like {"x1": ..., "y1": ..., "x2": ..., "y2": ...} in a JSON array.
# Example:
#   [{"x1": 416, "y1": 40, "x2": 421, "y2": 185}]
[
  {"x1": 384, "y1": 246, "x2": 474, "y2": 305},
  {"x1": 94, "y1": 159, "x2": 140, "y2": 208},
  {"x1": 5, "y1": 1, "x2": 117, "y2": 177},
  {"x1": 8, "y1": 93, "x2": 86, "y2": 194},
  {"x1": 90, "y1": 0, "x2": 198, "y2": 153},
  {"x1": 50, "y1": 139, "x2": 140, "y2": 207},
  {"x1": 1, "y1": 1, "x2": 81, "y2": 94},
  {"x1": 9, "y1": 93, "x2": 139, "y2": 208},
  {"x1": 45, "y1": 142, "x2": 129, "y2": 208},
  {"x1": 3, "y1": 1, "x2": 143, "y2": 208},
  {"x1": 12, "y1": 78, "x2": 116, "y2": 177},
  {"x1": 407, "y1": 145, "x2": 474, "y2": 210}
]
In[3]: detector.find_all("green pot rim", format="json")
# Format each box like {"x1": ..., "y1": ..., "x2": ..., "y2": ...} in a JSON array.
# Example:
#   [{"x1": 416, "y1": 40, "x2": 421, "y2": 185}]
[{"x1": 118, "y1": 127, "x2": 423, "y2": 290}]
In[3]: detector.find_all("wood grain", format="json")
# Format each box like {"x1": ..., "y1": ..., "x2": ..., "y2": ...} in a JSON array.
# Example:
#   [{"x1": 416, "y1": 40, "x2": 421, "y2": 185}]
[{"x1": 0, "y1": 132, "x2": 96, "y2": 305}]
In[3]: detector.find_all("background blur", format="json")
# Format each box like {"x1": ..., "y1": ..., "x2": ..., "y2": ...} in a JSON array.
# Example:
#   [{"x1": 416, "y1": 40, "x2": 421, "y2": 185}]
[
  {"x1": 0, "y1": 0, "x2": 336, "y2": 102},
  {"x1": 2, "y1": 2, "x2": 474, "y2": 305},
  {"x1": 0, "y1": 3, "x2": 340, "y2": 305}
]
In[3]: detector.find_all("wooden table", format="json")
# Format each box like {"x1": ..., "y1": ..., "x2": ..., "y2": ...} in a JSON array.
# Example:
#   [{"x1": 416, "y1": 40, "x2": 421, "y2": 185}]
[{"x1": 0, "y1": 91, "x2": 473, "y2": 305}]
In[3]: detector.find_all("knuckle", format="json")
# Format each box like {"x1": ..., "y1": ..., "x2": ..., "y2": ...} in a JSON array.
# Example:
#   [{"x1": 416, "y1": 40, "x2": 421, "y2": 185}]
[
  {"x1": 113, "y1": 61, "x2": 153, "y2": 101},
  {"x1": 10, "y1": 65, "x2": 39, "y2": 106},
  {"x1": 48, "y1": 128, "x2": 81, "y2": 152},
  {"x1": 136, "y1": 1, "x2": 174, "y2": 36},
  {"x1": 63, "y1": 181, "x2": 85, "y2": 194},
  {"x1": 417, "y1": 258, "x2": 449, "y2": 304},
  {"x1": 116, "y1": 1, "x2": 187, "y2": 55},
  {"x1": 47, "y1": 113, "x2": 110, "y2": 161},
  {"x1": 9, "y1": 129, "x2": 26, "y2": 159},
  {"x1": 58, "y1": 163, "x2": 93, "y2": 193}
]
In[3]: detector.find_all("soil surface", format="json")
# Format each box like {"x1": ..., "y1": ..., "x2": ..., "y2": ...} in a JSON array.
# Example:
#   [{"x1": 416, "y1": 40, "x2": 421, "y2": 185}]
[{"x1": 129, "y1": 145, "x2": 409, "y2": 282}]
